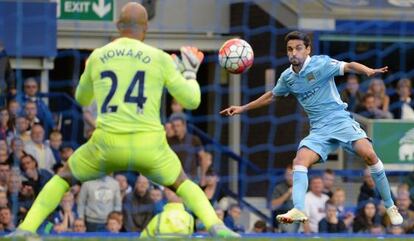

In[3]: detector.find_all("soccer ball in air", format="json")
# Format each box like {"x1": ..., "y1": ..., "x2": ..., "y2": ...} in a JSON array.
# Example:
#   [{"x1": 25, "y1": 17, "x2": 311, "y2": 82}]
[{"x1": 218, "y1": 38, "x2": 254, "y2": 74}]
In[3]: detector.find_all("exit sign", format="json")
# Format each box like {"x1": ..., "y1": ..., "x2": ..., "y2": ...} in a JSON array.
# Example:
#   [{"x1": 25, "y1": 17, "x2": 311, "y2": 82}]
[{"x1": 58, "y1": 0, "x2": 113, "y2": 21}]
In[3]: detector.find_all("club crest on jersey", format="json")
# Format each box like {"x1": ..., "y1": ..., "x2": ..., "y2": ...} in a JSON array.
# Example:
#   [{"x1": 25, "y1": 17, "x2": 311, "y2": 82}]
[{"x1": 306, "y1": 73, "x2": 315, "y2": 82}]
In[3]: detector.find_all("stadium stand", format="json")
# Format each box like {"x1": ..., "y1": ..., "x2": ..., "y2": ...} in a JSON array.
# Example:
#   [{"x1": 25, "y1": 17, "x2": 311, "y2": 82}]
[{"x1": 1, "y1": 0, "x2": 414, "y2": 238}]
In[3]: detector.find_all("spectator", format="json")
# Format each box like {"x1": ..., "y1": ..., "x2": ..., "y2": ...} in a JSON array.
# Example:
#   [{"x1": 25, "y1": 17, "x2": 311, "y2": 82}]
[
  {"x1": 356, "y1": 93, "x2": 393, "y2": 119},
  {"x1": 0, "y1": 45, "x2": 16, "y2": 106},
  {"x1": 70, "y1": 183, "x2": 81, "y2": 201},
  {"x1": 7, "y1": 99, "x2": 20, "y2": 121},
  {"x1": 357, "y1": 168, "x2": 382, "y2": 205},
  {"x1": 340, "y1": 74, "x2": 364, "y2": 112},
  {"x1": 251, "y1": 220, "x2": 267, "y2": 233},
  {"x1": 0, "y1": 206, "x2": 14, "y2": 232},
  {"x1": 114, "y1": 173, "x2": 132, "y2": 200},
  {"x1": 18, "y1": 181, "x2": 36, "y2": 221},
  {"x1": 72, "y1": 218, "x2": 87, "y2": 233},
  {"x1": 353, "y1": 200, "x2": 381, "y2": 233},
  {"x1": 52, "y1": 192, "x2": 77, "y2": 232},
  {"x1": 215, "y1": 207, "x2": 225, "y2": 221},
  {"x1": 140, "y1": 188, "x2": 193, "y2": 238},
  {"x1": 77, "y1": 175, "x2": 122, "y2": 232},
  {"x1": 13, "y1": 116, "x2": 31, "y2": 143},
  {"x1": 171, "y1": 98, "x2": 184, "y2": 114},
  {"x1": 59, "y1": 144, "x2": 74, "y2": 163},
  {"x1": 200, "y1": 169, "x2": 224, "y2": 206},
  {"x1": 20, "y1": 154, "x2": 53, "y2": 195},
  {"x1": 383, "y1": 190, "x2": 414, "y2": 233},
  {"x1": 164, "y1": 122, "x2": 175, "y2": 138},
  {"x1": 149, "y1": 187, "x2": 163, "y2": 203},
  {"x1": 370, "y1": 223, "x2": 385, "y2": 235},
  {"x1": 23, "y1": 101, "x2": 41, "y2": 128},
  {"x1": 0, "y1": 190, "x2": 8, "y2": 208},
  {"x1": 52, "y1": 223, "x2": 67, "y2": 234},
  {"x1": 48, "y1": 131, "x2": 63, "y2": 163},
  {"x1": 167, "y1": 113, "x2": 205, "y2": 180},
  {"x1": 270, "y1": 165, "x2": 296, "y2": 233},
  {"x1": 24, "y1": 123, "x2": 56, "y2": 172},
  {"x1": 123, "y1": 175, "x2": 154, "y2": 232},
  {"x1": 224, "y1": 204, "x2": 245, "y2": 233},
  {"x1": 367, "y1": 78, "x2": 390, "y2": 112},
  {"x1": 6, "y1": 172, "x2": 25, "y2": 224},
  {"x1": 331, "y1": 188, "x2": 354, "y2": 229},
  {"x1": 0, "y1": 108, "x2": 12, "y2": 141},
  {"x1": 0, "y1": 139, "x2": 7, "y2": 153},
  {"x1": 0, "y1": 149, "x2": 7, "y2": 164},
  {"x1": 388, "y1": 225, "x2": 405, "y2": 235},
  {"x1": 390, "y1": 78, "x2": 414, "y2": 120},
  {"x1": 150, "y1": 187, "x2": 165, "y2": 214},
  {"x1": 318, "y1": 200, "x2": 347, "y2": 233},
  {"x1": 6, "y1": 137, "x2": 26, "y2": 167},
  {"x1": 397, "y1": 183, "x2": 409, "y2": 194},
  {"x1": 198, "y1": 152, "x2": 213, "y2": 187},
  {"x1": 304, "y1": 176, "x2": 329, "y2": 233},
  {"x1": 106, "y1": 211, "x2": 124, "y2": 233},
  {"x1": 0, "y1": 162, "x2": 10, "y2": 190},
  {"x1": 52, "y1": 163, "x2": 64, "y2": 175},
  {"x1": 322, "y1": 169, "x2": 335, "y2": 198},
  {"x1": 17, "y1": 77, "x2": 54, "y2": 132}
]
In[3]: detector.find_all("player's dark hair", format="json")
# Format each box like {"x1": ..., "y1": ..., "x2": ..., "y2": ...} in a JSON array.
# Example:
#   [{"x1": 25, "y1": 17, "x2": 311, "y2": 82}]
[{"x1": 285, "y1": 31, "x2": 311, "y2": 48}]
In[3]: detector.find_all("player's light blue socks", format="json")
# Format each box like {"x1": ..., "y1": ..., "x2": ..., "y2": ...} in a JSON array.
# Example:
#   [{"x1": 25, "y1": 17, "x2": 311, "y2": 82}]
[
  {"x1": 369, "y1": 159, "x2": 394, "y2": 208},
  {"x1": 293, "y1": 165, "x2": 308, "y2": 211}
]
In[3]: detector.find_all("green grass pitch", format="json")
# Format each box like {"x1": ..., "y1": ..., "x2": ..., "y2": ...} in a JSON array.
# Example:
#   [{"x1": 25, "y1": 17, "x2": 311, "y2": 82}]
[{"x1": 1, "y1": 238, "x2": 413, "y2": 241}]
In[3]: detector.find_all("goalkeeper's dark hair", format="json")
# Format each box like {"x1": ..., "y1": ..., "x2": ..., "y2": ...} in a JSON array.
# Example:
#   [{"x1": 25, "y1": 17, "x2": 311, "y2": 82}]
[{"x1": 285, "y1": 31, "x2": 311, "y2": 48}]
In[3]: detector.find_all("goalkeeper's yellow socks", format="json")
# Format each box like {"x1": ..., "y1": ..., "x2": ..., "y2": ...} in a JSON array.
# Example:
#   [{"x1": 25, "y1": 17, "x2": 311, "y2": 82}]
[
  {"x1": 19, "y1": 175, "x2": 69, "y2": 233},
  {"x1": 176, "y1": 179, "x2": 222, "y2": 230}
]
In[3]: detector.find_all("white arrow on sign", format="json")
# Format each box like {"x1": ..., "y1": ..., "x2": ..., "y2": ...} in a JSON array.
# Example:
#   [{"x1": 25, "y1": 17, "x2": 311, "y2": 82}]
[{"x1": 92, "y1": 0, "x2": 111, "y2": 18}]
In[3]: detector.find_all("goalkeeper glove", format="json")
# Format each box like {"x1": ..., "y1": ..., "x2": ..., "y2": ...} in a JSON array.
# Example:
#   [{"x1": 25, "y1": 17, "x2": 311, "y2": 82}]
[{"x1": 173, "y1": 46, "x2": 204, "y2": 80}]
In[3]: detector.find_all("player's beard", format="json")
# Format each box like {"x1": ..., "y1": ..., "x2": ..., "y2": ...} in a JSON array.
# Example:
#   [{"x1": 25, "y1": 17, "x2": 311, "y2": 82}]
[{"x1": 290, "y1": 57, "x2": 301, "y2": 67}]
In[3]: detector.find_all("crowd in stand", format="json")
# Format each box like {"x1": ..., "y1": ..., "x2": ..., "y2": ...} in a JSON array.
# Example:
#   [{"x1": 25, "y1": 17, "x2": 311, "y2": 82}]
[
  {"x1": 0, "y1": 42, "x2": 414, "y2": 235},
  {"x1": 271, "y1": 167, "x2": 414, "y2": 234},
  {"x1": 341, "y1": 75, "x2": 414, "y2": 120},
  {"x1": 0, "y1": 77, "x2": 240, "y2": 234}
]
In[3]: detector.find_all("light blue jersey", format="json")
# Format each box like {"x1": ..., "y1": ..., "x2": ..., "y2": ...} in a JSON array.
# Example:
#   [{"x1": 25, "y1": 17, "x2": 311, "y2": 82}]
[
  {"x1": 273, "y1": 55, "x2": 350, "y2": 128},
  {"x1": 272, "y1": 55, "x2": 367, "y2": 161}
]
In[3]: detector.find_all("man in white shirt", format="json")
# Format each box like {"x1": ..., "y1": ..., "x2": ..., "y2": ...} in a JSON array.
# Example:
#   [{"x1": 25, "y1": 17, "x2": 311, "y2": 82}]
[
  {"x1": 24, "y1": 123, "x2": 56, "y2": 172},
  {"x1": 304, "y1": 176, "x2": 329, "y2": 233},
  {"x1": 391, "y1": 78, "x2": 414, "y2": 120}
]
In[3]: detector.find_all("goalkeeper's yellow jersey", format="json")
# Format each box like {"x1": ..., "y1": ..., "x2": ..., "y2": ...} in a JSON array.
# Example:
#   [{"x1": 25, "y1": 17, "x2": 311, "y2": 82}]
[{"x1": 75, "y1": 37, "x2": 200, "y2": 133}]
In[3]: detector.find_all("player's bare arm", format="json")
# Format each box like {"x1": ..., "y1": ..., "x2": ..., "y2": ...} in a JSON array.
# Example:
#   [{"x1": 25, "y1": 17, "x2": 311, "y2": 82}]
[
  {"x1": 220, "y1": 91, "x2": 274, "y2": 116},
  {"x1": 344, "y1": 62, "x2": 388, "y2": 77}
]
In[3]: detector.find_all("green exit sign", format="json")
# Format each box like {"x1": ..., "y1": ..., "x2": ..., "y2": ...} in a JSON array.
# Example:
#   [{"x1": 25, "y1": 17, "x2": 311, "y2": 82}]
[{"x1": 59, "y1": 0, "x2": 113, "y2": 21}]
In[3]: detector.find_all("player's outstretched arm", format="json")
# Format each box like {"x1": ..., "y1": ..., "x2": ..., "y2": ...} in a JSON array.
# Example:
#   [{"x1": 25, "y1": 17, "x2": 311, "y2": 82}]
[
  {"x1": 220, "y1": 91, "x2": 274, "y2": 116},
  {"x1": 344, "y1": 62, "x2": 388, "y2": 77}
]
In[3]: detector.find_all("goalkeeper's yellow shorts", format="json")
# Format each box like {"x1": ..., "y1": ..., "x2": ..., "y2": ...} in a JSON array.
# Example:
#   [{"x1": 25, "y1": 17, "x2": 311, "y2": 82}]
[{"x1": 68, "y1": 129, "x2": 182, "y2": 186}]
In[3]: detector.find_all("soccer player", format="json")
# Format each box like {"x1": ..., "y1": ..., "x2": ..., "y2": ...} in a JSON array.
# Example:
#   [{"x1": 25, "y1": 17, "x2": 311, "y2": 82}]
[
  {"x1": 11, "y1": 2, "x2": 238, "y2": 238},
  {"x1": 220, "y1": 31, "x2": 403, "y2": 226}
]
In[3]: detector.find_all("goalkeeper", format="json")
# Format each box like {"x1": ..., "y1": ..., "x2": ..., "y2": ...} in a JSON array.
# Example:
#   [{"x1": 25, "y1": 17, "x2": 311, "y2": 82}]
[{"x1": 11, "y1": 2, "x2": 238, "y2": 238}]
